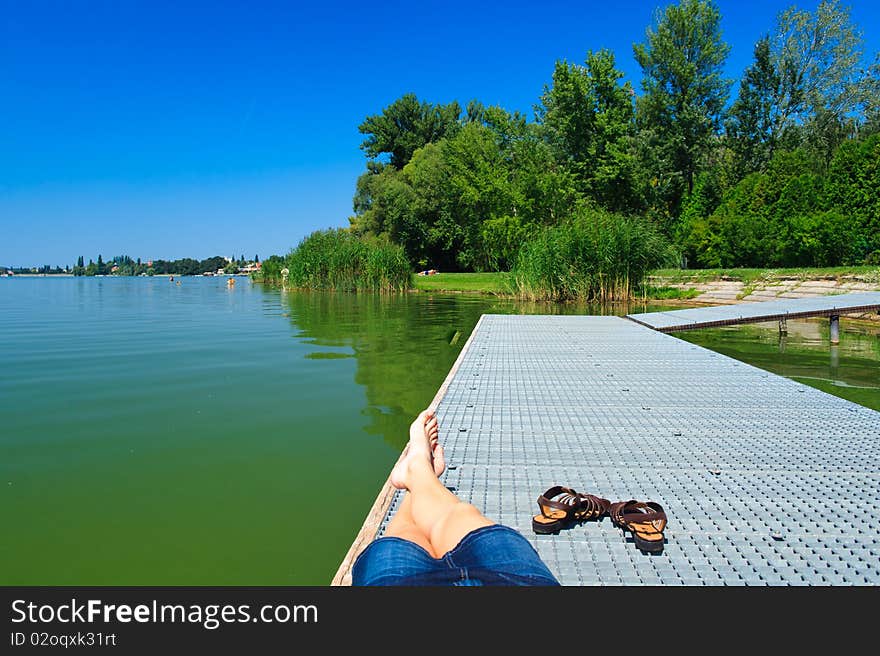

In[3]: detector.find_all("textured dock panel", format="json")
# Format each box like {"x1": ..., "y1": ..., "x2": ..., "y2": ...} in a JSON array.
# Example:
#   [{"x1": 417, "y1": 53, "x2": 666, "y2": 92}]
[
  {"x1": 627, "y1": 291, "x2": 880, "y2": 332},
  {"x1": 379, "y1": 315, "x2": 880, "y2": 585}
]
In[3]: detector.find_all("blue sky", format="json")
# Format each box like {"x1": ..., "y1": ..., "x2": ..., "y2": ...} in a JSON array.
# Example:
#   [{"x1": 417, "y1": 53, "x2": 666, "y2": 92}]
[{"x1": 2, "y1": 0, "x2": 879, "y2": 267}]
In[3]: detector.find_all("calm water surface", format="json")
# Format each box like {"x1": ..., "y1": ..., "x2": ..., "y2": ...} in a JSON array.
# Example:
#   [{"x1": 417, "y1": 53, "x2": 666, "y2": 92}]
[{"x1": 2, "y1": 277, "x2": 877, "y2": 584}]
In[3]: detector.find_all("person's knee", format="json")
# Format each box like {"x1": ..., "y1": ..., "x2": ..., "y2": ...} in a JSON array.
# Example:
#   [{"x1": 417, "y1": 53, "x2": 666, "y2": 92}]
[
  {"x1": 439, "y1": 500, "x2": 482, "y2": 525},
  {"x1": 430, "y1": 501, "x2": 492, "y2": 547}
]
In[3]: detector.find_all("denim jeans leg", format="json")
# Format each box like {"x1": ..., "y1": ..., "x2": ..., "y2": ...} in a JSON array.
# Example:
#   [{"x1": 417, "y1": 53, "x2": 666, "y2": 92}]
[{"x1": 352, "y1": 537, "x2": 438, "y2": 586}]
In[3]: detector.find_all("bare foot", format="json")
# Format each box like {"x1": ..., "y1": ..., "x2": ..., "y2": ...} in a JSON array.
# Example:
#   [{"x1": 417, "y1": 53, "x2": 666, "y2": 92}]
[
  {"x1": 390, "y1": 409, "x2": 445, "y2": 489},
  {"x1": 425, "y1": 414, "x2": 445, "y2": 477}
]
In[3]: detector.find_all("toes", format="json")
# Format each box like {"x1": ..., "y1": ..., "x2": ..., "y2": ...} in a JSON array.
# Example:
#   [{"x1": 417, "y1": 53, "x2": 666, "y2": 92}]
[{"x1": 432, "y1": 444, "x2": 446, "y2": 476}]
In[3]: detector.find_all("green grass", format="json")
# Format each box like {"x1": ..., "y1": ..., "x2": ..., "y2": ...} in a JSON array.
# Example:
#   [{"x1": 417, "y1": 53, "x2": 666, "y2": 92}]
[
  {"x1": 412, "y1": 266, "x2": 880, "y2": 299},
  {"x1": 413, "y1": 272, "x2": 512, "y2": 294},
  {"x1": 650, "y1": 266, "x2": 880, "y2": 285},
  {"x1": 639, "y1": 285, "x2": 702, "y2": 300}
]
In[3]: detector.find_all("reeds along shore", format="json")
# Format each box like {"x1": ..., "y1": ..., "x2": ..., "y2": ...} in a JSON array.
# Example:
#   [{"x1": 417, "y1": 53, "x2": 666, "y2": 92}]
[
  {"x1": 260, "y1": 229, "x2": 412, "y2": 292},
  {"x1": 511, "y1": 209, "x2": 675, "y2": 303},
  {"x1": 259, "y1": 211, "x2": 673, "y2": 301}
]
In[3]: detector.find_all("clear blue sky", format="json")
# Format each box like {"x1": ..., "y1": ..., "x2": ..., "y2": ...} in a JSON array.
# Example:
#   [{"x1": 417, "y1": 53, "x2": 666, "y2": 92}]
[{"x1": 2, "y1": 0, "x2": 879, "y2": 267}]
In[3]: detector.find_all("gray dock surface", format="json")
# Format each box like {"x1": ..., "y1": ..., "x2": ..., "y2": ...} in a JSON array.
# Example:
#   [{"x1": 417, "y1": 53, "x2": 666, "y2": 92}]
[
  {"x1": 627, "y1": 291, "x2": 880, "y2": 332},
  {"x1": 376, "y1": 314, "x2": 880, "y2": 585}
]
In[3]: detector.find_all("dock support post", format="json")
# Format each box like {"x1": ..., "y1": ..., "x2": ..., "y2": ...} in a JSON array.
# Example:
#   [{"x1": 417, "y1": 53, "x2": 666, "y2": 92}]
[
  {"x1": 830, "y1": 315, "x2": 840, "y2": 344},
  {"x1": 778, "y1": 317, "x2": 787, "y2": 335}
]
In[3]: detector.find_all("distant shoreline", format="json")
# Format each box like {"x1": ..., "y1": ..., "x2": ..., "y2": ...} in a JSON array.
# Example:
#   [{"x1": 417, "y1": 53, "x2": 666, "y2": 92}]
[
  {"x1": 2, "y1": 273, "x2": 252, "y2": 278},
  {"x1": 3, "y1": 273, "x2": 75, "y2": 277}
]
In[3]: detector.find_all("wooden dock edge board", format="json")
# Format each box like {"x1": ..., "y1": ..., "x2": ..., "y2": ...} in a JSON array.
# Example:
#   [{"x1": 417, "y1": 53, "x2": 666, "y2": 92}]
[{"x1": 330, "y1": 314, "x2": 487, "y2": 586}]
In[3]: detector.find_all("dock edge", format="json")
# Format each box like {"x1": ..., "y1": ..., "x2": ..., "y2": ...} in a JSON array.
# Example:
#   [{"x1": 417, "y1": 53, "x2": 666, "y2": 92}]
[{"x1": 330, "y1": 314, "x2": 487, "y2": 585}]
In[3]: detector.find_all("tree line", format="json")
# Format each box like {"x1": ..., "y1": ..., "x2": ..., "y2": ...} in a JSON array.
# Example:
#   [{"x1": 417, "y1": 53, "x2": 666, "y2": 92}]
[
  {"x1": 2, "y1": 265, "x2": 69, "y2": 274},
  {"x1": 347, "y1": 0, "x2": 880, "y2": 272},
  {"x1": 72, "y1": 254, "x2": 260, "y2": 276}
]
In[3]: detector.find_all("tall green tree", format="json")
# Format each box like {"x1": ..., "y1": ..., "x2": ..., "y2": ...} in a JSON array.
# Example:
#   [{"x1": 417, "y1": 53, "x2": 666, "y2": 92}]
[
  {"x1": 633, "y1": 0, "x2": 731, "y2": 223},
  {"x1": 536, "y1": 50, "x2": 639, "y2": 212},
  {"x1": 825, "y1": 132, "x2": 880, "y2": 260},
  {"x1": 771, "y1": 1, "x2": 866, "y2": 133},
  {"x1": 863, "y1": 57, "x2": 880, "y2": 135},
  {"x1": 350, "y1": 161, "x2": 422, "y2": 262},
  {"x1": 358, "y1": 93, "x2": 462, "y2": 169},
  {"x1": 726, "y1": 0, "x2": 873, "y2": 167},
  {"x1": 726, "y1": 37, "x2": 781, "y2": 176}
]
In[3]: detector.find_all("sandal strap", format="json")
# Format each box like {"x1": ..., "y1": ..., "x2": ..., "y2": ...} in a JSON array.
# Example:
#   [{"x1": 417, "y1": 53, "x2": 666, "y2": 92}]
[
  {"x1": 620, "y1": 511, "x2": 666, "y2": 524},
  {"x1": 619, "y1": 501, "x2": 666, "y2": 526},
  {"x1": 576, "y1": 493, "x2": 610, "y2": 518},
  {"x1": 610, "y1": 499, "x2": 637, "y2": 521},
  {"x1": 584, "y1": 494, "x2": 611, "y2": 512},
  {"x1": 537, "y1": 486, "x2": 581, "y2": 516}
]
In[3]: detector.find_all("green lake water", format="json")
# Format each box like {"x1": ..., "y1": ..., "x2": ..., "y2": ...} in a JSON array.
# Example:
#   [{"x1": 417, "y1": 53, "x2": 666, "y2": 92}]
[{"x1": 2, "y1": 277, "x2": 878, "y2": 584}]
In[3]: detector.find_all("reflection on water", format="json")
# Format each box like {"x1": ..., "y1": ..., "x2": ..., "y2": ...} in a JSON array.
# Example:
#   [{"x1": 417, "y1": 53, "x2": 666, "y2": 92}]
[
  {"x1": 677, "y1": 318, "x2": 880, "y2": 410},
  {"x1": 278, "y1": 291, "x2": 666, "y2": 451}
]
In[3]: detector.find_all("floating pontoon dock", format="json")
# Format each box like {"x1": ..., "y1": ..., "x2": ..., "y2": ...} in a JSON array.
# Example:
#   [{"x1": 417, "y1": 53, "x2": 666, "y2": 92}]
[
  {"x1": 334, "y1": 305, "x2": 880, "y2": 586},
  {"x1": 627, "y1": 291, "x2": 880, "y2": 337}
]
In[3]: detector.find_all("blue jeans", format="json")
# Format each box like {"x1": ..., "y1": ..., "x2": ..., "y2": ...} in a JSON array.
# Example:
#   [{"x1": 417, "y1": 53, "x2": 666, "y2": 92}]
[{"x1": 352, "y1": 524, "x2": 560, "y2": 586}]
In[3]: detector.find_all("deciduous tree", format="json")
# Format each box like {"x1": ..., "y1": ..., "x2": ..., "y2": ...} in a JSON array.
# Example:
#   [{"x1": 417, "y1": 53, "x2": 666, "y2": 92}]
[
  {"x1": 358, "y1": 93, "x2": 462, "y2": 169},
  {"x1": 536, "y1": 50, "x2": 639, "y2": 212},
  {"x1": 633, "y1": 0, "x2": 731, "y2": 221}
]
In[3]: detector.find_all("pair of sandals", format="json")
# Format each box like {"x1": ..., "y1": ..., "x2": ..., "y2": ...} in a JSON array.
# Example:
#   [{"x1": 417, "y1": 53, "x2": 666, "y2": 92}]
[{"x1": 532, "y1": 486, "x2": 667, "y2": 553}]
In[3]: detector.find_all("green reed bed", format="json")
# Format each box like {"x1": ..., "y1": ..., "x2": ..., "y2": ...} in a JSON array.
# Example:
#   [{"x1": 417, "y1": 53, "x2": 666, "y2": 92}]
[
  {"x1": 262, "y1": 229, "x2": 412, "y2": 292},
  {"x1": 512, "y1": 209, "x2": 675, "y2": 302}
]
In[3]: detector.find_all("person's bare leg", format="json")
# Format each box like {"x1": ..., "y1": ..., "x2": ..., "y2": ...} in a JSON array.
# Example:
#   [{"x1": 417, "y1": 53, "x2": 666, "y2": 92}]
[
  {"x1": 383, "y1": 422, "x2": 446, "y2": 556},
  {"x1": 383, "y1": 494, "x2": 435, "y2": 555},
  {"x1": 389, "y1": 410, "x2": 494, "y2": 558}
]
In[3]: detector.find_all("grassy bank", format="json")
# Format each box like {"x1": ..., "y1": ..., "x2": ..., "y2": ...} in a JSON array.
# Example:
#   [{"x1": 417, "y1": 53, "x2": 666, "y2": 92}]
[
  {"x1": 650, "y1": 266, "x2": 880, "y2": 285},
  {"x1": 413, "y1": 273, "x2": 699, "y2": 300},
  {"x1": 413, "y1": 266, "x2": 880, "y2": 298},
  {"x1": 413, "y1": 272, "x2": 512, "y2": 294}
]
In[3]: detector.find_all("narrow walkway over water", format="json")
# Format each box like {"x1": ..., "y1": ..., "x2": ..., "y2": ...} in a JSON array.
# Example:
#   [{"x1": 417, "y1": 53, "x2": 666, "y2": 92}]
[
  {"x1": 627, "y1": 291, "x2": 880, "y2": 332},
  {"x1": 335, "y1": 314, "x2": 880, "y2": 585}
]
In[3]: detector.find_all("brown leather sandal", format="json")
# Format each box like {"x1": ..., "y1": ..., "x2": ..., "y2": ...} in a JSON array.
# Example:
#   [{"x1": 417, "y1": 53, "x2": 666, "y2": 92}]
[
  {"x1": 610, "y1": 500, "x2": 667, "y2": 553},
  {"x1": 532, "y1": 486, "x2": 583, "y2": 534},
  {"x1": 575, "y1": 493, "x2": 611, "y2": 522}
]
